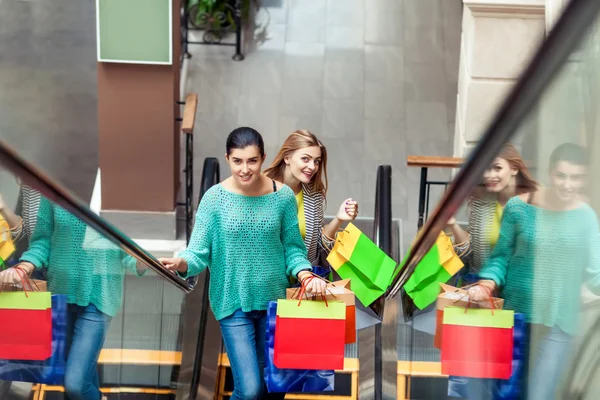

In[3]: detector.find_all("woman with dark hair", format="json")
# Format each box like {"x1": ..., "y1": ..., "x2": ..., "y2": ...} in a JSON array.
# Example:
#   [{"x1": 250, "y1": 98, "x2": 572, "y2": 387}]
[
  {"x1": 264, "y1": 130, "x2": 358, "y2": 267},
  {"x1": 469, "y1": 143, "x2": 600, "y2": 399},
  {"x1": 160, "y1": 127, "x2": 324, "y2": 400}
]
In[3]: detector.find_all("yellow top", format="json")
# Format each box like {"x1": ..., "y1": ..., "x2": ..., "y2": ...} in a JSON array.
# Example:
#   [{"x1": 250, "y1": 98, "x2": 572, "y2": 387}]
[
  {"x1": 489, "y1": 202, "x2": 504, "y2": 248},
  {"x1": 295, "y1": 191, "x2": 306, "y2": 240}
]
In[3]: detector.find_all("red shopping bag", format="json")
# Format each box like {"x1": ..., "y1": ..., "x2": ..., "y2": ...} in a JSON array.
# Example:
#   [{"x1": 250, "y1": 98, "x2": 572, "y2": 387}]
[
  {"x1": 441, "y1": 306, "x2": 514, "y2": 379},
  {"x1": 0, "y1": 275, "x2": 52, "y2": 361},
  {"x1": 287, "y1": 279, "x2": 357, "y2": 344},
  {"x1": 274, "y1": 297, "x2": 346, "y2": 370},
  {"x1": 434, "y1": 283, "x2": 504, "y2": 349}
]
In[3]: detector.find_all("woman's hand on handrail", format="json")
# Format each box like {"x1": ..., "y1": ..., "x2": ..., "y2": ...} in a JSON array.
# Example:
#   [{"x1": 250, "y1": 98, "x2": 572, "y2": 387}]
[{"x1": 159, "y1": 257, "x2": 189, "y2": 275}]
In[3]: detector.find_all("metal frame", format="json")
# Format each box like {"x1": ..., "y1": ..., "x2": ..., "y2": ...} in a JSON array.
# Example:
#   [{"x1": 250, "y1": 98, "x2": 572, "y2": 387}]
[
  {"x1": 175, "y1": 109, "x2": 195, "y2": 245},
  {"x1": 187, "y1": 158, "x2": 220, "y2": 400},
  {"x1": 416, "y1": 167, "x2": 450, "y2": 230},
  {"x1": 0, "y1": 140, "x2": 193, "y2": 293},
  {"x1": 180, "y1": 0, "x2": 245, "y2": 62},
  {"x1": 387, "y1": 0, "x2": 600, "y2": 300},
  {"x1": 358, "y1": 165, "x2": 395, "y2": 400}
]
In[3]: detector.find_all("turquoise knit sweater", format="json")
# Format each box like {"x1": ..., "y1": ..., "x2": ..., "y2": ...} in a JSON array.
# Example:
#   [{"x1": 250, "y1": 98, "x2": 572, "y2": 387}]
[
  {"x1": 479, "y1": 197, "x2": 600, "y2": 334},
  {"x1": 21, "y1": 197, "x2": 137, "y2": 317},
  {"x1": 178, "y1": 184, "x2": 312, "y2": 320}
]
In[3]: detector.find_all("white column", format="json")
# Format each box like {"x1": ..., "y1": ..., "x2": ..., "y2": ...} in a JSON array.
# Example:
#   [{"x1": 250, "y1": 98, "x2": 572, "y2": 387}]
[{"x1": 453, "y1": 0, "x2": 546, "y2": 158}]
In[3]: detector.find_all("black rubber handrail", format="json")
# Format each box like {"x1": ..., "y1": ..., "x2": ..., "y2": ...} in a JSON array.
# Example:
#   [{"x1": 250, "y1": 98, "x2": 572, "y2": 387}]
[
  {"x1": 372, "y1": 165, "x2": 392, "y2": 400},
  {"x1": 189, "y1": 157, "x2": 220, "y2": 400},
  {"x1": 386, "y1": 0, "x2": 600, "y2": 300},
  {"x1": 0, "y1": 140, "x2": 193, "y2": 293}
]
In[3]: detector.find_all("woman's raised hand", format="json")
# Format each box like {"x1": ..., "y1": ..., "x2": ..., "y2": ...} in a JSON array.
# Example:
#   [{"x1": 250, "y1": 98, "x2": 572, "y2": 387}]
[{"x1": 337, "y1": 198, "x2": 358, "y2": 221}]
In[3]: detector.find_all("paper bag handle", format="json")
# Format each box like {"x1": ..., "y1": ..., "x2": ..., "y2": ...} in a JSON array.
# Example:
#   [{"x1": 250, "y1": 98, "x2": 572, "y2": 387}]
[
  {"x1": 0, "y1": 266, "x2": 38, "y2": 297},
  {"x1": 295, "y1": 275, "x2": 335, "y2": 306}
]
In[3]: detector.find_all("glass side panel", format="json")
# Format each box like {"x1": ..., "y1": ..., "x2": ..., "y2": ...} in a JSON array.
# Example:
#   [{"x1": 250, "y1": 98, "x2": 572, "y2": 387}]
[
  {"x1": 400, "y1": 14, "x2": 600, "y2": 400},
  {"x1": 0, "y1": 167, "x2": 186, "y2": 400}
]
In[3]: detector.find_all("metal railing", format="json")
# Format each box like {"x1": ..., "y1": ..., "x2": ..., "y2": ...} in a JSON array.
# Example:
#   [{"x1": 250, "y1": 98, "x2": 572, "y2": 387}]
[
  {"x1": 188, "y1": 157, "x2": 220, "y2": 400},
  {"x1": 407, "y1": 156, "x2": 462, "y2": 230}
]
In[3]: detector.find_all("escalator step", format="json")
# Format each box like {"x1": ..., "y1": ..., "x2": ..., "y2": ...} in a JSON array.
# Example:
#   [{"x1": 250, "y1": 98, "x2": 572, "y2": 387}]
[
  {"x1": 44, "y1": 393, "x2": 175, "y2": 400},
  {"x1": 222, "y1": 366, "x2": 353, "y2": 396}
]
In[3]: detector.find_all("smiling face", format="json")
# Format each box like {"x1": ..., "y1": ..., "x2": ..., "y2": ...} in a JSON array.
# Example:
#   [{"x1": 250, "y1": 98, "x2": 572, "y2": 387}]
[
  {"x1": 483, "y1": 157, "x2": 518, "y2": 193},
  {"x1": 225, "y1": 145, "x2": 265, "y2": 187},
  {"x1": 284, "y1": 146, "x2": 322, "y2": 185},
  {"x1": 549, "y1": 161, "x2": 587, "y2": 204}
]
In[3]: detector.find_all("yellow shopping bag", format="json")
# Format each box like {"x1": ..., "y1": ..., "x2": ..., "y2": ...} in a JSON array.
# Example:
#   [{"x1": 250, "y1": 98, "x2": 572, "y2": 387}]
[{"x1": 0, "y1": 219, "x2": 16, "y2": 263}]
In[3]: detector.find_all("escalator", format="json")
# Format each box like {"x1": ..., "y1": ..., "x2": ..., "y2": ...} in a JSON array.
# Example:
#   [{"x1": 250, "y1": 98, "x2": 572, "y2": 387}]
[{"x1": 3, "y1": 0, "x2": 600, "y2": 398}]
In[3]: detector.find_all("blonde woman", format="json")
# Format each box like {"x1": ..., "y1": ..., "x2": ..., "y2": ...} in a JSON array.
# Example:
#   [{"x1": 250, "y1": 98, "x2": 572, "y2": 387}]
[{"x1": 264, "y1": 130, "x2": 358, "y2": 267}]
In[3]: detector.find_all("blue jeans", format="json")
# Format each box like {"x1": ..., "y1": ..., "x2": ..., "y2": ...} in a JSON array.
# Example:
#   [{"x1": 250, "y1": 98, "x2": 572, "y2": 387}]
[
  {"x1": 64, "y1": 303, "x2": 111, "y2": 400},
  {"x1": 220, "y1": 309, "x2": 285, "y2": 400},
  {"x1": 527, "y1": 326, "x2": 571, "y2": 399}
]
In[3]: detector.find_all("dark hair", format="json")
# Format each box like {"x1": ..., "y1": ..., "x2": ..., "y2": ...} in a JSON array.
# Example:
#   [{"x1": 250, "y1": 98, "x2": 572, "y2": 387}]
[
  {"x1": 226, "y1": 127, "x2": 265, "y2": 156},
  {"x1": 549, "y1": 143, "x2": 589, "y2": 169}
]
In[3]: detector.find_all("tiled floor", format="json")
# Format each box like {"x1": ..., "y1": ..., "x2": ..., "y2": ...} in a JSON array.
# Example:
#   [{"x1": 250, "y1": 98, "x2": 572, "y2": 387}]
[{"x1": 185, "y1": 0, "x2": 463, "y2": 249}]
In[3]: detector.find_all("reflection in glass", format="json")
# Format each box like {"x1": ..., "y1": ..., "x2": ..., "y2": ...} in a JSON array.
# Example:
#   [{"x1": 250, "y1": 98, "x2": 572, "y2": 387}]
[{"x1": 0, "y1": 169, "x2": 183, "y2": 399}]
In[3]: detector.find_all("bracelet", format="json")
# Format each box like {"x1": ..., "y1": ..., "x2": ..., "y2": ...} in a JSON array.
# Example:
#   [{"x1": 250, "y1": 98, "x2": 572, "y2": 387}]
[
  {"x1": 321, "y1": 229, "x2": 336, "y2": 243},
  {"x1": 297, "y1": 270, "x2": 311, "y2": 281}
]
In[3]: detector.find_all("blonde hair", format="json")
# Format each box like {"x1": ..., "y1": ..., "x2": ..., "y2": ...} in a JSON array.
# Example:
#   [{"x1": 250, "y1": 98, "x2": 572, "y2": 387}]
[
  {"x1": 264, "y1": 130, "x2": 328, "y2": 194},
  {"x1": 474, "y1": 143, "x2": 539, "y2": 198}
]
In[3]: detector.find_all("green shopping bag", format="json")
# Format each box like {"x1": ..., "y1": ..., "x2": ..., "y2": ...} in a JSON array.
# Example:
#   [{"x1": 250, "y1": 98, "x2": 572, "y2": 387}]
[
  {"x1": 326, "y1": 223, "x2": 397, "y2": 306},
  {"x1": 402, "y1": 231, "x2": 464, "y2": 310}
]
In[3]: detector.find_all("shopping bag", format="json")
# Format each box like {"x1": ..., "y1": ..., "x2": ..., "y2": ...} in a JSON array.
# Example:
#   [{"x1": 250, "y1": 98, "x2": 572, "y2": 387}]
[
  {"x1": 403, "y1": 231, "x2": 464, "y2": 310},
  {"x1": 0, "y1": 219, "x2": 16, "y2": 262},
  {"x1": 0, "y1": 283, "x2": 52, "y2": 360},
  {"x1": 264, "y1": 301, "x2": 335, "y2": 393},
  {"x1": 434, "y1": 283, "x2": 504, "y2": 349},
  {"x1": 493, "y1": 313, "x2": 528, "y2": 400},
  {"x1": 274, "y1": 299, "x2": 346, "y2": 370},
  {"x1": 326, "y1": 223, "x2": 396, "y2": 306},
  {"x1": 441, "y1": 306, "x2": 514, "y2": 379},
  {"x1": 0, "y1": 294, "x2": 67, "y2": 384},
  {"x1": 287, "y1": 279, "x2": 356, "y2": 344}
]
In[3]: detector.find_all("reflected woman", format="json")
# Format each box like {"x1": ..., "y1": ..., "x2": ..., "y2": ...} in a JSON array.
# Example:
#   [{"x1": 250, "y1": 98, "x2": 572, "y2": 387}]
[
  {"x1": 447, "y1": 143, "x2": 539, "y2": 285},
  {"x1": 470, "y1": 143, "x2": 600, "y2": 399}
]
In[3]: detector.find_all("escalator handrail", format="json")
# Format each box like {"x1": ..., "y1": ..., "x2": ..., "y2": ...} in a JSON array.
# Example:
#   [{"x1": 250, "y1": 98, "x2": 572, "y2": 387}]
[
  {"x1": 0, "y1": 140, "x2": 193, "y2": 293},
  {"x1": 374, "y1": 165, "x2": 393, "y2": 256},
  {"x1": 189, "y1": 157, "x2": 220, "y2": 400},
  {"x1": 372, "y1": 164, "x2": 392, "y2": 400},
  {"x1": 386, "y1": 0, "x2": 600, "y2": 299}
]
